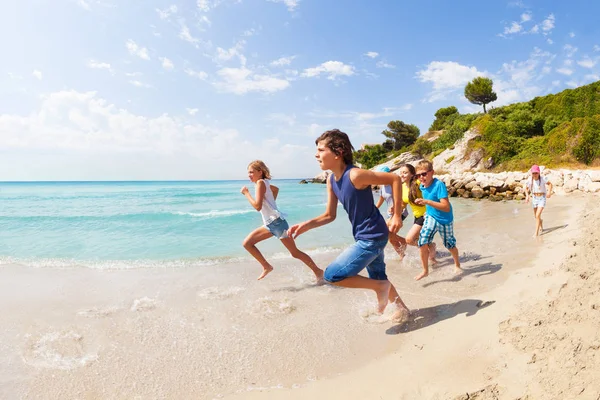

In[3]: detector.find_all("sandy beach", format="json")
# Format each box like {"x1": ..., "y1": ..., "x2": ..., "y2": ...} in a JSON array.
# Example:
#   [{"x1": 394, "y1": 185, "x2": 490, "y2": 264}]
[{"x1": 1, "y1": 193, "x2": 598, "y2": 399}]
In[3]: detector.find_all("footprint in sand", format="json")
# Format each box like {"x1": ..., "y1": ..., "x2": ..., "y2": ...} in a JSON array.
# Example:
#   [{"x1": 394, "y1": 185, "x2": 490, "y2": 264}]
[
  {"x1": 197, "y1": 286, "x2": 246, "y2": 300},
  {"x1": 77, "y1": 306, "x2": 121, "y2": 318},
  {"x1": 22, "y1": 330, "x2": 98, "y2": 370},
  {"x1": 251, "y1": 296, "x2": 296, "y2": 318}
]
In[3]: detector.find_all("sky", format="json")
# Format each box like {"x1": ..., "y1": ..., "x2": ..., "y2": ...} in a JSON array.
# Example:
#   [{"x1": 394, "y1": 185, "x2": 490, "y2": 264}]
[{"x1": 1, "y1": 0, "x2": 599, "y2": 181}]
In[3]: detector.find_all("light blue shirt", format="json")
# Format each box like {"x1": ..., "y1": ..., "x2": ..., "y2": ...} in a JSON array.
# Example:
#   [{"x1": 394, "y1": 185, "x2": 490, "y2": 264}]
[{"x1": 420, "y1": 178, "x2": 453, "y2": 224}]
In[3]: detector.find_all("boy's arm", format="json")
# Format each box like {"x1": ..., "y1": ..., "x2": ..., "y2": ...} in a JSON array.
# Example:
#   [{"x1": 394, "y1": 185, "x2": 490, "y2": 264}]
[
  {"x1": 289, "y1": 178, "x2": 337, "y2": 238},
  {"x1": 414, "y1": 182, "x2": 451, "y2": 212},
  {"x1": 241, "y1": 180, "x2": 266, "y2": 211},
  {"x1": 351, "y1": 169, "x2": 403, "y2": 233}
]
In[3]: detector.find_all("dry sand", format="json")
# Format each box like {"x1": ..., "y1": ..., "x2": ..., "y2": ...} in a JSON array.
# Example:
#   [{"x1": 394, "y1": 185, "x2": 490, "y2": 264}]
[{"x1": 1, "y1": 194, "x2": 598, "y2": 399}]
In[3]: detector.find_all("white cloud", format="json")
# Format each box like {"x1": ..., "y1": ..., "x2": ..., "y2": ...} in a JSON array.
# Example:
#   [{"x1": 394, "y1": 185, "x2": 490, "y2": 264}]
[
  {"x1": 564, "y1": 44, "x2": 578, "y2": 58},
  {"x1": 268, "y1": 0, "x2": 299, "y2": 12},
  {"x1": 566, "y1": 80, "x2": 579, "y2": 88},
  {"x1": 270, "y1": 56, "x2": 296, "y2": 67},
  {"x1": 547, "y1": 38, "x2": 553, "y2": 44},
  {"x1": 302, "y1": 61, "x2": 355, "y2": 80},
  {"x1": 156, "y1": 4, "x2": 177, "y2": 19},
  {"x1": 585, "y1": 74, "x2": 600, "y2": 81},
  {"x1": 186, "y1": 108, "x2": 199, "y2": 116},
  {"x1": 184, "y1": 68, "x2": 209, "y2": 80},
  {"x1": 521, "y1": 12, "x2": 532, "y2": 22},
  {"x1": 530, "y1": 24, "x2": 539, "y2": 34},
  {"x1": 376, "y1": 60, "x2": 395, "y2": 69},
  {"x1": 160, "y1": 57, "x2": 175, "y2": 70},
  {"x1": 541, "y1": 14, "x2": 555, "y2": 34},
  {"x1": 504, "y1": 22, "x2": 523, "y2": 35},
  {"x1": 197, "y1": 0, "x2": 210, "y2": 11},
  {"x1": 556, "y1": 68, "x2": 574, "y2": 76},
  {"x1": 364, "y1": 52, "x2": 379, "y2": 59},
  {"x1": 594, "y1": 45, "x2": 600, "y2": 52},
  {"x1": 216, "y1": 41, "x2": 247, "y2": 65},
  {"x1": 0, "y1": 90, "x2": 317, "y2": 180},
  {"x1": 129, "y1": 80, "x2": 152, "y2": 88},
  {"x1": 179, "y1": 23, "x2": 200, "y2": 47},
  {"x1": 416, "y1": 61, "x2": 482, "y2": 90},
  {"x1": 569, "y1": 32, "x2": 576, "y2": 38},
  {"x1": 564, "y1": 59, "x2": 573, "y2": 66},
  {"x1": 32, "y1": 70, "x2": 43, "y2": 80},
  {"x1": 266, "y1": 113, "x2": 296, "y2": 126},
  {"x1": 214, "y1": 67, "x2": 290, "y2": 94},
  {"x1": 551, "y1": 80, "x2": 561, "y2": 87},
  {"x1": 87, "y1": 60, "x2": 113, "y2": 73},
  {"x1": 577, "y1": 57, "x2": 596, "y2": 69},
  {"x1": 125, "y1": 40, "x2": 150, "y2": 60}
]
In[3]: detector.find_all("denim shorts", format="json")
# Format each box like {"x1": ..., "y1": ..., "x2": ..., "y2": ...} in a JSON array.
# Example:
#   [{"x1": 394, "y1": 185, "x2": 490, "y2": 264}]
[
  {"x1": 266, "y1": 217, "x2": 289, "y2": 239},
  {"x1": 324, "y1": 239, "x2": 388, "y2": 283},
  {"x1": 532, "y1": 195, "x2": 546, "y2": 209},
  {"x1": 418, "y1": 214, "x2": 457, "y2": 249}
]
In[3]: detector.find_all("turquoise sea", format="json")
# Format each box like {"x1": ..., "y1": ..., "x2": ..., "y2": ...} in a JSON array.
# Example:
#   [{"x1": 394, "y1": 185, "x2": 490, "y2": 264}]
[{"x1": 0, "y1": 180, "x2": 480, "y2": 269}]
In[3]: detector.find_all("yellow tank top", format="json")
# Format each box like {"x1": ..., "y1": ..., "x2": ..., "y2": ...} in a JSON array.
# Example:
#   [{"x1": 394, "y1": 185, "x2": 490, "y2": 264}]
[{"x1": 402, "y1": 182, "x2": 426, "y2": 218}]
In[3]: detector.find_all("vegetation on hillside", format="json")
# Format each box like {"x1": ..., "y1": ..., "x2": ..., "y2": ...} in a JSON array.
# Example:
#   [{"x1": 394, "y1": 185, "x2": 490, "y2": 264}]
[{"x1": 353, "y1": 79, "x2": 600, "y2": 170}]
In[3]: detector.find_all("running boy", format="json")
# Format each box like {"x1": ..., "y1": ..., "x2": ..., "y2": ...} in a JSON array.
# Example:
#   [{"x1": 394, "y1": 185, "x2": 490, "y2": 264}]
[
  {"x1": 413, "y1": 159, "x2": 462, "y2": 281},
  {"x1": 288, "y1": 129, "x2": 409, "y2": 319}
]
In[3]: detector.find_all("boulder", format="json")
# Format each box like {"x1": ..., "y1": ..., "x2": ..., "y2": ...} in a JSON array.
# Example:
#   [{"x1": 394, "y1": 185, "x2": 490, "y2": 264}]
[
  {"x1": 578, "y1": 174, "x2": 593, "y2": 191},
  {"x1": 586, "y1": 182, "x2": 600, "y2": 193},
  {"x1": 471, "y1": 186, "x2": 484, "y2": 199},
  {"x1": 311, "y1": 171, "x2": 331, "y2": 184},
  {"x1": 564, "y1": 177, "x2": 579, "y2": 193},
  {"x1": 588, "y1": 171, "x2": 600, "y2": 182}
]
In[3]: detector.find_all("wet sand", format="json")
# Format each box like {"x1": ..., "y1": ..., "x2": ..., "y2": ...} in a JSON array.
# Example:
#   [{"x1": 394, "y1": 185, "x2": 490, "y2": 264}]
[{"x1": 0, "y1": 194, "x2": 584, "y2": 399}]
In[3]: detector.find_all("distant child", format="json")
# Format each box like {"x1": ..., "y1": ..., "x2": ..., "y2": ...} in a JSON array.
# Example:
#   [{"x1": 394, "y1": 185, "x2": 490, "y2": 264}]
[
  {"x1": 241, "y1": 160, "x2": 324, "y2": 282},
  {"x1": 396, "y1": 163, "x2": 438, "y2": 263},
  {"x1": 289, "y1": 130, "x2": 410, "y2": 320},
  {"x1": 413, "y1": 159, "x2": 462, "y2": 281},
  {"x1": 375, "y1": 165, "x2": 409, "y2": 258},
  {"x1": 524, "y1": 164, "x2": 553, "y2": 237}
]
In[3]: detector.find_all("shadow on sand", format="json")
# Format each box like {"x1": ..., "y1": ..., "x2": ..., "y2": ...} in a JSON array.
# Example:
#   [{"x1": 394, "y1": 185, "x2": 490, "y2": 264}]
[
  {"x1": 540, "y1": 224, "x2": 568, "y2": 236},
  {"x1": 421, "y1": 262, "x2": 502, "y2": 288},
  {"x1": 386, "y1": 298, "x2": 495, "y2": 335}
]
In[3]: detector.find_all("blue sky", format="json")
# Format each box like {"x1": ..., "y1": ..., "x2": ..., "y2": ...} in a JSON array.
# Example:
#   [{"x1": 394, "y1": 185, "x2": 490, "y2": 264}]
[{"x1": 1, "y1": 0, "x2": 599, "y2": 180}]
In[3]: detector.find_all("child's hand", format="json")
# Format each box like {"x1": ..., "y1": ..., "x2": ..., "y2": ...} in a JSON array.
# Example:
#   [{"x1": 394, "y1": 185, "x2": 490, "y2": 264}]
[
  {"x1": 288, "y1": 222, "x2": 307, "y2": 239},
  {"x1": 525, "y1": 196, "x2": 530, "y2": 203},
  {"x1": 240, "y1": 186, "x2": 249, "y2": 195},
  {"x1": 388, "y1": 214, "x2": 402, "y2": 234},
  {"x1": 387, "y1": 206, "x2": 393, "y2": 216},
  {"x1": 414, "y1": 198, "x2": 425, "y2": 206}
]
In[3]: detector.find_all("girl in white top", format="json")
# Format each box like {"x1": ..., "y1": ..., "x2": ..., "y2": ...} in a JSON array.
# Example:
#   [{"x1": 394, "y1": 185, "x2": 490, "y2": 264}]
[
  {"x1": 241, "y1": 160, "x2": 324, "y2": 281},
  {"x1": 524, "y1": 164, "x2": 553, "y2": 237}
]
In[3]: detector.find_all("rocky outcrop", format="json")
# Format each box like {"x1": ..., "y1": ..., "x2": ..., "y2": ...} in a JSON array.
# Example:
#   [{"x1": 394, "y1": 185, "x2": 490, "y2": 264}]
[
  {"x1": 301, "y1": 170, "x2": 331, "y2": 184},
  {"x1": 432, "y1": 128, "x2": 487, "y2": 173}
]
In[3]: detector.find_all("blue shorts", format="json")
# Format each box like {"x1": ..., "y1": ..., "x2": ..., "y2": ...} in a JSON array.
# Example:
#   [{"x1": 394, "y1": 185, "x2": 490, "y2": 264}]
[
  {"x1": 266, "y1": 217, "x2": 289, "y2": 239},
  {"x1": 532, "y1": 196, "x2": 546, "y2": 209},
  {"x1": 418, "y1": 214, "x2": 457, "y2": 249},
  {"x1": 324, "y1": 239, "x2": 388, "y2": 283}
]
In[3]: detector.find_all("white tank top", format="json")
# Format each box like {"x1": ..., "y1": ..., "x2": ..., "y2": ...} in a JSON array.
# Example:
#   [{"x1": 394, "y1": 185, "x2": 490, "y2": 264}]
[{"x1": 260, "y1": 180, "x2": 284, "y2": 225}]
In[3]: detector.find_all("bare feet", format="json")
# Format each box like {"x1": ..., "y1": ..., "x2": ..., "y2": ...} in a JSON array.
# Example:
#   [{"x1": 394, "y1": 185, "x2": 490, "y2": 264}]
[
  {"x1": 540, "y1": 219, "x2": 544, "y2": 234},
  {"x1": 428, "y1": 242, "x2": 438, "y2": 265},
  {"x1": 313, "y1": 269, "x2": 325, "y2": 285},
  {"x1": 414, "y1": 269, "x2": 429, "y2": 281},
  {"x1": 454, "y1": 266, "x2": 463, "y2": 274},
  {"x1": 391, "y1": 307, "x2": 411, "y2": 323},
  {"x1": 374, "y1": 280, "x2": 391, "y2": 314},
  {"x1": 257, "y1": 266, "x2": 273, "y2": 280}
]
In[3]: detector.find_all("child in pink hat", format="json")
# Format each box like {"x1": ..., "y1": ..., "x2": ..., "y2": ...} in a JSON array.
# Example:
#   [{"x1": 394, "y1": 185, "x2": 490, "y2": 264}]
[{"x1": 524, "y1": 164, "x2": 553, "y2": 237}]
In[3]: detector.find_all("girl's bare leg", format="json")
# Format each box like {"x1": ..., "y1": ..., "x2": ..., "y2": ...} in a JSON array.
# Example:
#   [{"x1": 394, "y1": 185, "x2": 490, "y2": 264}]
[
  {"x1": 242, "y1": 227, "x2": 275, "y2": 280},
  {"x1": 533, "y1": 207, "x2": 544, "y2": 237},
  {"x1": 280, "y1": 237, "x2": 324, "y2": 282},
  {"x1": 406, "y1": 224, "x2": 437, "y2": 264}
]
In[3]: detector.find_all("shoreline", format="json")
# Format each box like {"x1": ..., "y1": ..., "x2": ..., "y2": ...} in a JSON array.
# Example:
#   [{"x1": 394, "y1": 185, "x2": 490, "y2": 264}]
[{"x1": 0, "y1": 193, "x2": 594, "y2": 399}]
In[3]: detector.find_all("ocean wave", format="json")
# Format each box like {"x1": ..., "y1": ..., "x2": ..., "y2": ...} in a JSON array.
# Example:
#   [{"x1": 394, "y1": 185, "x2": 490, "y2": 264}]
[
  {"x1": 0, "y1": 209, "x2": 254, "y2": 222},
  {"x1": 171, "y1": 209, "x2": 253, "y2": 219}
]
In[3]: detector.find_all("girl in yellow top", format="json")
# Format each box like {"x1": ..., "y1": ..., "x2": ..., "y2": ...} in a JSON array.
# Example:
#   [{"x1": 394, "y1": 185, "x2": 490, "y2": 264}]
[{"x1": 398, "y1": 163, "x2": 437, "y2": 263}]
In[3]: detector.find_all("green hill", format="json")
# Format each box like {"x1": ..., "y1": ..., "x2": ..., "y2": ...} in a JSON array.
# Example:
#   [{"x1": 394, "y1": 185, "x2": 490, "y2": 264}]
[{"x1": 429, "y1": 80, "x2": 600, "y2": 170}]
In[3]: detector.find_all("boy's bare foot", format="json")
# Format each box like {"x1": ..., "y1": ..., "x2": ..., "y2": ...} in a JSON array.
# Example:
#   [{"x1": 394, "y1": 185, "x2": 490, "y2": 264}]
[
  {"x1": 374, "y1": 280, "x2": 391, "y2": 314},
  {"x1": 414, "y1": 270, "x2": 429, "y2": 281},
  {"x1": 257, "y1": 266, "x2": 273, "y2": 280},
  {"x1": 428, "y1": 242, "x2": 437, "y2": 263},
  {"x1": 454, "y1": 266, "x2": 463, "y2": 274},
  {"x1": 391, "y1": 307, "x2": 411, "y2": 323}
]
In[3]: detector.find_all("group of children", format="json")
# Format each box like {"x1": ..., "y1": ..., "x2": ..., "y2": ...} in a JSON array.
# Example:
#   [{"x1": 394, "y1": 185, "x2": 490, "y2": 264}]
[{"x1": 240, "y1": 129, "x2": 551, "y2": 320}]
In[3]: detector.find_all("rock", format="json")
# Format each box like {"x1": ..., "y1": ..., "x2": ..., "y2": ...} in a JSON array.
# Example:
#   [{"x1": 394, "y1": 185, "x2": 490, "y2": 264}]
[
  {"x1": 471, "y1": 186, "x2": 484, "y2": 199},
  {"x1": 432, "y1": 129, "x2": 484, "y2": 173},
  {"x1": 586, "y1": 182, "x2": 600, "y2": 193},
  {"x1": 515, "y1": 194, "x2": 525, "y2": 200},
  {"x1": 484, "y1": 157, "x2": 494, "y2": 169},
  {"x1": 588, "y1": 170, "x2": 600, "y2": 182},
  {"x1": 456, "y1": 188, "x2": 466, "y2": 197},
  {"x1": 461, "y1": 190, "x2": 471, "y2": 198},
  {"x1": 464, "y1": 180, "x2": 478, "y2": 190},
  {"x1": 311, "y1": 171, "x2": 331, "y2": 184},
  {"x1": 299, "y1": 179, "x2": 308, "y2": 184},
  {"x1": 564, "y1": 177, "x2": 579, "y2": 193},
  {"x1": 447, "y1": 186, "x2": 457, "y2": 197},
  {"x1": 489, "y1": 187, "x2": 497, "y2": 195},
  {"x1": 578, "y1": 174, "x2": 593, "y2": 191}
]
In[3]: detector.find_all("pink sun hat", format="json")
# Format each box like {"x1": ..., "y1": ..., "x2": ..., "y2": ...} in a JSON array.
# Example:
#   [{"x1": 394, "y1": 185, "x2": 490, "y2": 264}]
[{"x1": 530, "y1": 164, "x2": 541, "y2": 173}]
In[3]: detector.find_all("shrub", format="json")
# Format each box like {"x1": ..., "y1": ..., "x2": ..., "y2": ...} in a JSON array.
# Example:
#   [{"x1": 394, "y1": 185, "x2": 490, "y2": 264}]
[{"x1": 411, "y1": 137, "x2": 432, "y2": 156}]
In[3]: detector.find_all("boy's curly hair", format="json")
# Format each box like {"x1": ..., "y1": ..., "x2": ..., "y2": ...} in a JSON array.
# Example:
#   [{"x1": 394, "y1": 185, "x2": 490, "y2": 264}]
[{"x1": 315, "y1": 129, "x2": 355, "y2": 165}]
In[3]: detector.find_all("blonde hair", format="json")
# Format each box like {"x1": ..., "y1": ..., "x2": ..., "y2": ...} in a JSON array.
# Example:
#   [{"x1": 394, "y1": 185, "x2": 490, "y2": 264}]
[
  {"x1": 248, "y1": 160, "x2": 272, "y2": 180},
  {"x1": 416, "y1": 159, "x2": 433, "y2": 172}
]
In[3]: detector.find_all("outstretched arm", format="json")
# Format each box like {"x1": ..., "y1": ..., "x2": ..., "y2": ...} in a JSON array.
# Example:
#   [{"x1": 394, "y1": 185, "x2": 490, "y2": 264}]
[
  {"x1": 241, "y1": 180, "x2": 266, "y2": 211},
  {"x1": 288, "y1": 178, "x2": 337, "y2": 238},
  {"x1": 415, "y1": 197, "x2": 451, "y2": 212}
]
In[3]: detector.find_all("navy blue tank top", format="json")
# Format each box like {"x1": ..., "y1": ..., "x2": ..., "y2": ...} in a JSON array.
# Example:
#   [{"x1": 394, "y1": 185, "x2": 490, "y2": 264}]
[{"x1": 330, "y1": 165, "x2": 389, "y2": 241}]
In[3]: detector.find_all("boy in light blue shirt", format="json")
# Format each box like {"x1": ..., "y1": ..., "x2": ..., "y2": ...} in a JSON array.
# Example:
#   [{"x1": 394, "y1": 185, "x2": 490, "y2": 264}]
[{"x1": 413, "y1": 159, "x2": 462, "y2": 281}]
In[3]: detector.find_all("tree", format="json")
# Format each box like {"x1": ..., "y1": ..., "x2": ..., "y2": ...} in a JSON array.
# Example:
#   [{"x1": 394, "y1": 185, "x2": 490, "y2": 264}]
[
  {"x1": 430, "y1": 106, "x2": 459, "y2": 131},
  {"x1": 353, "y1": 144, "x2": 387, "y2": 169},
  {"x1": 464, "y1": 77, "x2": 497, "y2": 113},
  {"x1": 381, "y1": 120, "x2": 420, "y2": 151}
]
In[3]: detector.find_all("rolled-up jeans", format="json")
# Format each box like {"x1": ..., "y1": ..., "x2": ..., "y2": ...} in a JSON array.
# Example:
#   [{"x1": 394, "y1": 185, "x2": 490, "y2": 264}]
[{"x1": 324, "y1": 239, "x2": 388, "y2": 283}]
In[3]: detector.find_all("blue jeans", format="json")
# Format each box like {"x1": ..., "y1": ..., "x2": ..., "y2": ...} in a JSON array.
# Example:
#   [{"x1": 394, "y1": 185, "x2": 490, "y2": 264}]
[
  {"x1": 266, "y1": 217, "x2": 289, "y2": 239},
  {"x1": 324, "y1": 239, "x2": 388, "y2": 283}
]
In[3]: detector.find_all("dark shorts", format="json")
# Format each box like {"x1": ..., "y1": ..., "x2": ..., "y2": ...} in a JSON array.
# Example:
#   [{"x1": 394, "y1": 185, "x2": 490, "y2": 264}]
[{"x1": 414, "y1": 216, "x2": 424, "y2": 226}]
